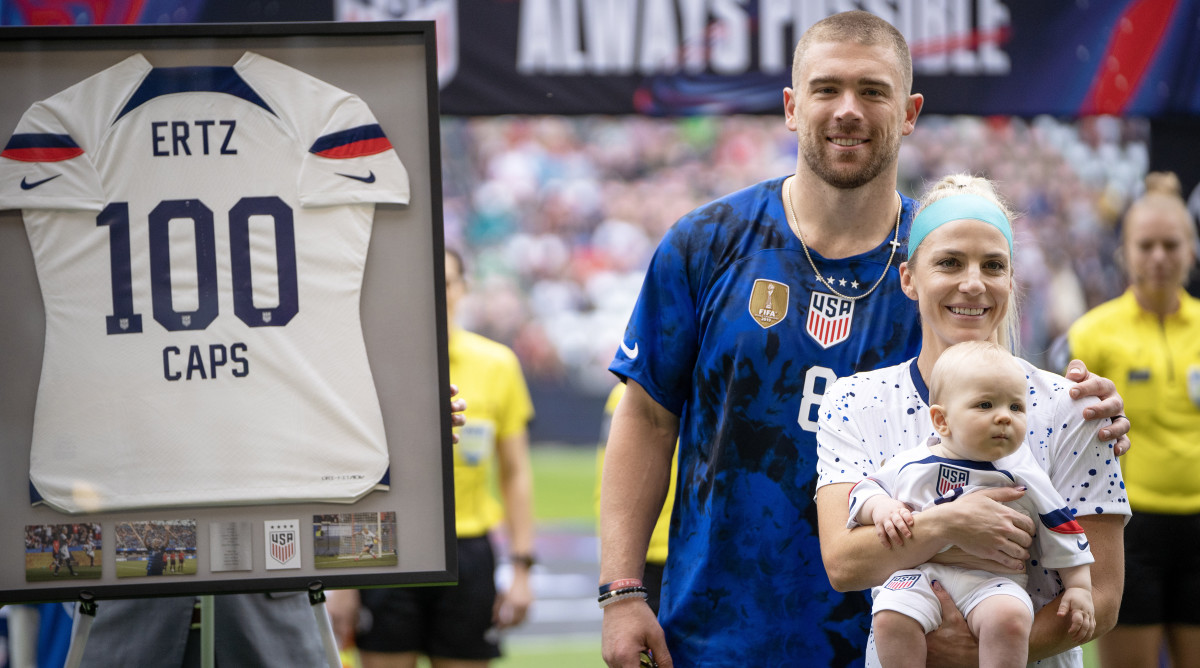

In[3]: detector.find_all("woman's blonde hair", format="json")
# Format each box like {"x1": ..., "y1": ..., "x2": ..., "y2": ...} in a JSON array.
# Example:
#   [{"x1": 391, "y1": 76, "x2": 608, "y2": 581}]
[
  {"x1": 916, "y1": 174, "x2": 1016, "y2": 221},
  {"x1": 1122, "y1": 171, "x2": 1197, "y2": 250},
  {"x1": 909, "y1": 173, "x2": 1021, "y2": 353}
]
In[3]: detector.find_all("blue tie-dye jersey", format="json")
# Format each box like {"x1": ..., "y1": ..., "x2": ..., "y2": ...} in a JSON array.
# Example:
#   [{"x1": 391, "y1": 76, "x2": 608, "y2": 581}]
[{"x1": 610, "y1": 176, "x2": 922, "y2": 666}]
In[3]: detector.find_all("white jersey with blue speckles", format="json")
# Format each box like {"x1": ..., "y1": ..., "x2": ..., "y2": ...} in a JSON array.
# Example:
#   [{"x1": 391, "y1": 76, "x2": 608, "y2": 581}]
[
  {"x1": 816, "y1": 357, "x2": 1128, "y2": 668},
  {"x1": 848, "y1": 439, "x2": 1095, "y2": 571},
  {"x1": 0, "y1": 52, "x2": 409, "y2": 513}
]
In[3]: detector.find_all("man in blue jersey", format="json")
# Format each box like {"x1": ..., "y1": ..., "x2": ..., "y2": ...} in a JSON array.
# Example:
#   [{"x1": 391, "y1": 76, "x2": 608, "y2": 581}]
[
  {"x1": 598, "y1": 11, "x2": 1130, "y2": 668},
  {"x1": 146, "y1": 538, "x2": 167, "y2": 577}
]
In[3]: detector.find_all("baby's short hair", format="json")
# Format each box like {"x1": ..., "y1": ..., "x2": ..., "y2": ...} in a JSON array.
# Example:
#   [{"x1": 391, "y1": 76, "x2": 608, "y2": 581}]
[{"x1": 929, "y1": 340, "x2": 1023, "y2": 406}]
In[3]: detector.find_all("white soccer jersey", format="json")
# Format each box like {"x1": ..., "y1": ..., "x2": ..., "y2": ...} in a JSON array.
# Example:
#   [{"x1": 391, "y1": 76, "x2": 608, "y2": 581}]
[
  {"x1": 0, "y1": 52, "x2": 410, "y2": 513},
  {"x1": 848, "y1": 438, "x2": 1095, "y2": 571},
  {"x1": 817, "y1": 358, "x2": 1128, "y2": 668}
]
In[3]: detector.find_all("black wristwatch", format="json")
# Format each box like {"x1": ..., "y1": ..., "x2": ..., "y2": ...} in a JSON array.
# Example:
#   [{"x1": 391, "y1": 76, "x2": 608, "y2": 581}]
[{"x1": 510, "y1": 553, "x2": 536, "y2": 569}]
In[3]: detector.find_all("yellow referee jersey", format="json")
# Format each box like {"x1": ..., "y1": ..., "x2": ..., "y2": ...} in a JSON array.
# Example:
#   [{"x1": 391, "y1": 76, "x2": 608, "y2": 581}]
[
  {"x1": 449, "y1": 329, "x2": 534, "y2": 537},
  {"x1": 595, "y1": 383, "x2": 676, "y2": 564},
  {"x1": 1068, "y1": 289, "x2": 1200, "y2": 514}
]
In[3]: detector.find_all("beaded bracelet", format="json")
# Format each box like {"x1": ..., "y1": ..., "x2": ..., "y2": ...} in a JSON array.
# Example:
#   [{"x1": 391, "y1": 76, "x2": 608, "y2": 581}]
[
  {"x1": 599, "y1": 578, "x2": 644, "y2": 596},
  {"x1": 598, "y1": 585, "x2": 648, "y2": 603},
  {"x1": 598, "y1": 587, "x2": 649, "y2": 609}
]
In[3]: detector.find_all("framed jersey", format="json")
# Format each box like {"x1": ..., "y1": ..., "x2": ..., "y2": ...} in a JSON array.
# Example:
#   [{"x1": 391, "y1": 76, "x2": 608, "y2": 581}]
[{"x1": 0, "y1": 22, "x2": 456, "y2": 603}]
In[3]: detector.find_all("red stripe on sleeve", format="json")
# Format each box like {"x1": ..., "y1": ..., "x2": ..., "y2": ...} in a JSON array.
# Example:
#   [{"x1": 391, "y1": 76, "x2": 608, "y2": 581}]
[
  {"x1": 1, "y1": 146, "x2": 85, "y2": 163},
  {"x1": 313, "y1": 137, "x2": 393, "y2": 160}
]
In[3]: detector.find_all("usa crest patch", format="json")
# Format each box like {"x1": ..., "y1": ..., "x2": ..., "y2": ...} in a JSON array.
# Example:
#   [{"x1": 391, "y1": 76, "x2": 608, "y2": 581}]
[
  {"x1": 884, "y1": 574, "x2": 922, "y2": 591},
  {"x1": 937, "y1": 464, "x2": 970, "y2": 497},
  {"x1": 806, "y1": 292, "x2": 853, "y2": 348},
  {"x1": 265, "y1": 519, "x2": 301, "y2": 570},
  {"x1": 270, "y1": 529, "x2": 295, "y2": 564}
]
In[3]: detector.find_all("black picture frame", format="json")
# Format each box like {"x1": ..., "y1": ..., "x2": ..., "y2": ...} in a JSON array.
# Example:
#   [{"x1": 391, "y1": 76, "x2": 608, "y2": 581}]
[{"x1": 0, "y1": 20, "x2": 454, "y2": 603}]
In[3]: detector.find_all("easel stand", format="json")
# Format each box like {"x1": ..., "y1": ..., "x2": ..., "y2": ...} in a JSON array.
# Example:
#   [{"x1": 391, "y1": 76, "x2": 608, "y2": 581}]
[
  {"x1": 63, "y1": 594, "x2": 96, "y2": 668},
  {"x1": 61, "y1": 588, "x2": 341, "y2": 668},
  {"x1": 309, "y1": 583, "x2": 343, "y2": 668}
]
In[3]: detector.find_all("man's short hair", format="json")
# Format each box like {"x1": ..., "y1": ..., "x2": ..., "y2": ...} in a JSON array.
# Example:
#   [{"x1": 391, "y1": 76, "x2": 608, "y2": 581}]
[{"x1": 792, "y1": 10, "x2": 913, "y2": 94}]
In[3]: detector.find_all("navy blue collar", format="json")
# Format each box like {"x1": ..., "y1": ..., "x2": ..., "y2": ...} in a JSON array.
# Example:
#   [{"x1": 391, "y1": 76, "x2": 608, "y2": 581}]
[
  {"x1": 117, "y1": 65, "x2": 273, "y2": 123},
  {"x1": 906, "y1": 454, "x2": 1005, "y2": 473},
  {"x1": 908, "y1": 358, "x2": 930, "y2": 406}
]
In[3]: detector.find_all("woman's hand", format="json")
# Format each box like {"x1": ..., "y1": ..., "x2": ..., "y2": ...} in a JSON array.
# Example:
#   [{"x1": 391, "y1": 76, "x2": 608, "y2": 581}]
[
  {"x1": 925, "y1": 580, "x2": 978, "y2": 668},
  {"x1": 1064, "y1": 360, "x2": 1131, "y2": 455},
  {"x1": 925, "y1": 487, "x2": 1034, "y2": 571}
]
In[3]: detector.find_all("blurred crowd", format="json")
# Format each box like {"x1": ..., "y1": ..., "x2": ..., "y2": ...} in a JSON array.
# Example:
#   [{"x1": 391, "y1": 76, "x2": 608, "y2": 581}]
[
  {"x1": 440, "y1": 114, "x2": 1151, "y2": 391},
  {"x1": 23, "y1": 524, "x2": 100, "y2": 552},
  {"x1": 113, "y1": 521, "x2": 197, "y2": 551}
]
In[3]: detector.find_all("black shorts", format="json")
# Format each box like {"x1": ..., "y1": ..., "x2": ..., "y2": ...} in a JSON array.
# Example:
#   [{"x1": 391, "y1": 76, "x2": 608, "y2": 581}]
[
  {"x1": 1118, "y1": 510, "x2": 1200, "y2": 625},
  {"x1": 644, "y1": 561, "x2": 665, "y2": 616},
  {"x1": 357, "y1": 536, "x2": 500, "y2": 660}
]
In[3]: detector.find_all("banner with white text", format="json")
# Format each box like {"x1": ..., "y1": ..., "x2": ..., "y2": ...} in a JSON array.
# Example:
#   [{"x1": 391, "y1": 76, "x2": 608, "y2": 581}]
[{"x1": 339, "y1": 0, "x2": 1200, "y2": 117}]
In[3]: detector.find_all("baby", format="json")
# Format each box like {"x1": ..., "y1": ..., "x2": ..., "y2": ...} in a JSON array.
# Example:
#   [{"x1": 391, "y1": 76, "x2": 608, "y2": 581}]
[{"x1": 848, "y1": 341, "x2": 1095, "y2": 668}]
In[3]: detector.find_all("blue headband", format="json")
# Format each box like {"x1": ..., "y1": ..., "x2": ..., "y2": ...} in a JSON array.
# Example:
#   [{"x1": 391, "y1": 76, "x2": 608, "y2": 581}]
[{"x1": 908, "y1": 193, "x2": 1013, "y2": 257}]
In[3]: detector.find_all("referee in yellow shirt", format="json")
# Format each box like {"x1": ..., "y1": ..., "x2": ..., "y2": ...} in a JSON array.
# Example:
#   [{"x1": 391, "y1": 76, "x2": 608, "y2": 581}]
[
  {"x1": 1067, "y1": 172, "x2": 1200, "y2": 668},
  {"x1": 354, "y1": 248, "x2": 536, "y2": 668}
]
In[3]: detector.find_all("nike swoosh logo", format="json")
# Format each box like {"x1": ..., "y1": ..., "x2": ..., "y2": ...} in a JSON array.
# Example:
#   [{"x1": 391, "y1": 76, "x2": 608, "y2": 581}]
[
  {"x1": 336, "y1": 171, "x2": 376, "y2": 183},
  {"x1": 1077, "y1": 539, "x2": 1089, "y2": 551},
  {"x1": 20, "y1": 174, "x2": 62, "y2": 190},
  {"x1": 620, "y1": 340, "x2": 639, "y2": 359}
]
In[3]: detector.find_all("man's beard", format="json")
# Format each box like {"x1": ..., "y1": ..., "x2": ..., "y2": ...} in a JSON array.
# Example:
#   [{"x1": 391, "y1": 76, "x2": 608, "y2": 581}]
[{"x1": 799, "y1": 126, "x2": 898, "y2": 190}]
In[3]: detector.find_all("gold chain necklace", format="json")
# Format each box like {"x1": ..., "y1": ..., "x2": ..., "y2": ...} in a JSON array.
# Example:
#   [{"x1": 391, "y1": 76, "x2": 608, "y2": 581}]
[{"x1": 782, "y1": 176, "x2": 901, "y2": 301}]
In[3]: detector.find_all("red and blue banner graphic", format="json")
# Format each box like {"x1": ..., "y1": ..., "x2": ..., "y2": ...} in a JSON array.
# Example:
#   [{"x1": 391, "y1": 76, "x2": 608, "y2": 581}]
[
  {"x1": 1, "y1": 0, "x2": 326, "y2": 29},
  {"x1": 6, "y1": 0, "x2": 1199, "y2": 117},
  {"x1": 1, "y1": 0, "x2": 206, "y2": 25},
  {"x1": 341, "y1": 0, "x2": 1200, "y2": 118}
]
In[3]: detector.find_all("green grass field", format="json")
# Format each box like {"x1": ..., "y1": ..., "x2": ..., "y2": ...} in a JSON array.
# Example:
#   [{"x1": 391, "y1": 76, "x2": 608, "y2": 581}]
[
  {"x1": 24, "y1": 551, "x2": 101, "y2": 582},
  {"x1": 529, "y1": 443, "x2": 601, "y2": 528},
  {"x1": 315, "y1": 552, "x2": 400, "y2": 569},
  {"x1": 485, "y1": 444, "x2": 602, "y2": 667},
  {"x1": 114, "y1": 557, "x2": 198, "y2": 578}
]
